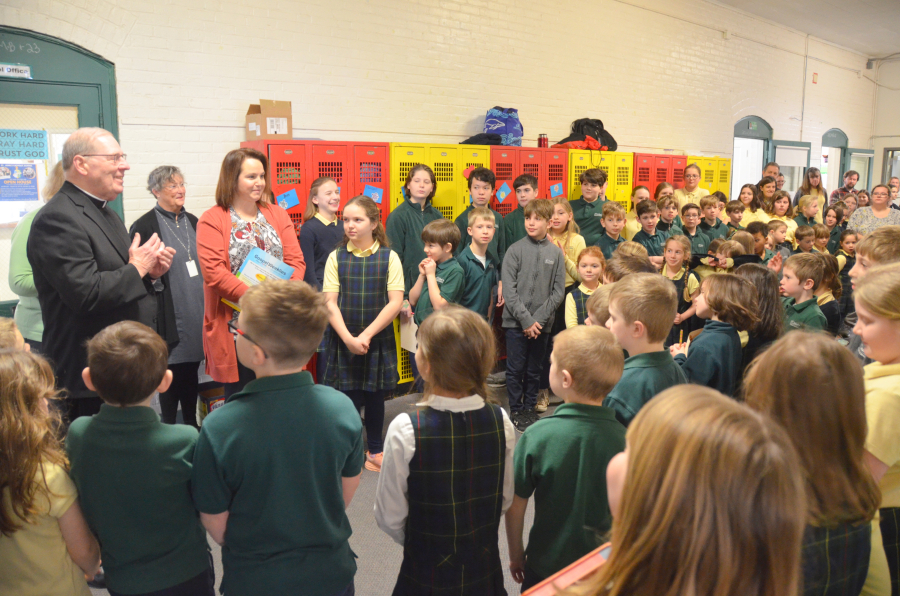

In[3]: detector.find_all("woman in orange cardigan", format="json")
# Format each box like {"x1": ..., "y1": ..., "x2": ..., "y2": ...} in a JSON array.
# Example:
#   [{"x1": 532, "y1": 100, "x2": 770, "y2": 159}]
[{"x1": 197, "y1": 148, "x2": 305, "y2": 397}]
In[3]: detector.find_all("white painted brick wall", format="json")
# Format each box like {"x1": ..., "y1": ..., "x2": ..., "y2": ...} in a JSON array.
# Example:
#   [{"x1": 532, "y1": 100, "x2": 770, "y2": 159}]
[{"x1": 0, "y1": 0, "x2": 876, "y2": 224}]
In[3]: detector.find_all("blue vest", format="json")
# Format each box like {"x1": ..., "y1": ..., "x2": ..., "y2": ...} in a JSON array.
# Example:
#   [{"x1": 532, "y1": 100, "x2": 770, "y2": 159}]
[{"x1": 570, "y1": 286, "x2": 590, "y2": 326}]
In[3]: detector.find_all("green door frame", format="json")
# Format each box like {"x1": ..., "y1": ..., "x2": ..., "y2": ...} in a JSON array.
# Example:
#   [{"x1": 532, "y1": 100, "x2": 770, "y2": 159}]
[
  {"x1": 844, "y1": 148, "x2": 875, "y2": 190},
  {"x1": 0, "y1": 25, "x2": 121, "y2": 216}
]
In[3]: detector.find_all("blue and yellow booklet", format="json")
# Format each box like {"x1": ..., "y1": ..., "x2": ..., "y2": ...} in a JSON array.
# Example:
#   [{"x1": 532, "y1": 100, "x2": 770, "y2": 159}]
[{"x1": 221, "y1": 247, "x2": 294, "y2": 311}]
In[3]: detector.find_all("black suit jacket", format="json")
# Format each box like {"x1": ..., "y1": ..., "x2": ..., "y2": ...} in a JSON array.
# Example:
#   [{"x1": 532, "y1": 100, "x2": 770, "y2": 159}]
[
  {"x1": 27, "y1": 181, "x2": 156, "y2": 398},
  {"x1": 129, "y1": 207, "x2": 198, "y2": 348}
]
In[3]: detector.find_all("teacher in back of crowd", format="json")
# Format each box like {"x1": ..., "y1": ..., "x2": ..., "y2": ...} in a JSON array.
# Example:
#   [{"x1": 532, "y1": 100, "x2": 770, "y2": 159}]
[
  {"x1": 130, "y1": 165, "x2": 204, "y2": 428},
  {"x1": 196, "y1": 147, "x2": 306, "y2": 398}
]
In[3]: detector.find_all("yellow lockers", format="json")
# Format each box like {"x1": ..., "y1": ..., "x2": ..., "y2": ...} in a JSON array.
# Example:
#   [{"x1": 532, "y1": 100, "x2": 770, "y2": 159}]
[
  {"x1": 389, "y1": 143, "x2": 491, "y2": 221},
  {"x1": 568, "y1": 150, "x2": 634, "y2": 210},
  {"x1": 393, "y1": 319, "x2": 414, "y2": 384},
  {"x1": 689, "y1": 156, "x2": 718, "y2": 194},
  {"x1": 688, "y1": 156, "x2": 732, "y2": 198}
]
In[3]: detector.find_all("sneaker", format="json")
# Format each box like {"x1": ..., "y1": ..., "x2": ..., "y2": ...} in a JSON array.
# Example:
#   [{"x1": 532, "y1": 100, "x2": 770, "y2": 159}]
[
  {"x1": 520, "y1": 409, "x2": 539, "y2": 430},
  {"x1": 365, "y1": 451, "x2": 383, "y2": 472},
  {"x1": 535, "y1": 389, "x2": 550, "y2": 413},
  {"x1": 486, "y1": 371, "x2": 507, "y2": 387},
  {"x1": 512, "y1": 411, "x2": 528, "y2": 433}
]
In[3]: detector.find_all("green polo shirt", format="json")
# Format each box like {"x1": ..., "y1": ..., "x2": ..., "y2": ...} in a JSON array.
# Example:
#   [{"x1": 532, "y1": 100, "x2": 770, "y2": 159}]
[
  {"x1": 783, "y1": 297, "x2": 827, "y2": 333},
  {"x1": 455, "y1": 204, "x2": 505, "y2": 265},
  {"x1": 726, "y1": 222, "x2": 744, "y2": 238},
  {"x1": 514, "y1": 403, "x2": 626, "y2": 579},
  {"x1": 656, "y1": 218, "x2": 682, "y2": 235},
  {"x1": 597, "y1": 232, "x2": 625, "y2": 260},
  {"x1": 827, "y1": 226, "x2": 841, "y2": 254},
  {"x1": 457, "y1": 244, "x2": 498, "y2": 320},
  {"x1": 191, "y1": 372, "x2": 364, "y2": 596},
  {"x1": 570, "y1": 197, "x2": 607, "y2": 246},
  {"x1": 682, "y1": 227, "x2": 710, "y2": 255},
  {"x1": 760, "y1": 248, "x2": 775, "y2": 265},
  {"x1": 632, "y1": 228, "x2": 669, "y2": 257},
  {"x1": 603, "y1": 351, "x2": 687, "y2": 427},
  {"x1": 794, "y1": 214, "x2": 816, "y2": 228},
  {"x1": 699, "y1": 219, "x2": 728, "y2": 241},
  {"x1": 413, "y1": 256, "x2": 465, "y2": 325},
  {"x1": 503, "y1": 206, "x2": 527, "y2": 252},
  {"x1": 66, "y1": 405, "x2": 209, "y2": 595}
]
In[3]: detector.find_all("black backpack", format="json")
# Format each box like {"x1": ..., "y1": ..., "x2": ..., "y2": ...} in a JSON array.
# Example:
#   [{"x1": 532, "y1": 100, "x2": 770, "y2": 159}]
[{"x1": 557, "y1": 118, "x2": 618, "y2": 151}]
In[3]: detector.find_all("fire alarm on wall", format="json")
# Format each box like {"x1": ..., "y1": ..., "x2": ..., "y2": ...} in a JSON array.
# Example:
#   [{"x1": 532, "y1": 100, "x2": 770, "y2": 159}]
[{"x1": 813, "y1": 73, "x2": 818, "y2": 84}]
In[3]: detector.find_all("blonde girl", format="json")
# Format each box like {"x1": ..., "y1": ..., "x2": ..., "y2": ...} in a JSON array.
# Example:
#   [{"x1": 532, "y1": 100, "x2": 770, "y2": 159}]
[
  {"x1": 321, "y1": 195, "x2": 404, "y2": 472},
  {"x1": 579, "y1": 385, "x2": 806, "y2": 596},
  {"x1": 744, "y1": 332, "x2": 879, "y2": 596},
  {"x1": 849, "y1": 263, "x2": 900, "y2": 595},
  {"x1": 624, "y1": 186, "x2": 651, "y2": 240},
  {"x1": 794, "y1": 194, "x2": 820, "y2": 228},
  {"x1": 565, "y1": 246, "x2": 605, "y2": 328},
  {"x1": 299, "y1": 176, "x2": 343, "y2": 289},
  {"x1": 792, "y1": 166, "x2": 827, "y2": 222},
  {"x1": 0, "y1": 351, "x2": 100, "y2": 595},
  {"x1": 662, "y1": 235, "x2": 700, "y2": 347},
  {"x1": 541, "y1": 197, "x2": 587, "y2": 410},
  {"x1": 375, "y1": 306, "x2": 515, "y2": 595}
]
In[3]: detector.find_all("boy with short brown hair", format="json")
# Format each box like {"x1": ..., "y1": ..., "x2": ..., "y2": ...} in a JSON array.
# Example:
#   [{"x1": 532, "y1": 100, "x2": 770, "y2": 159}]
[
  {"x1": 598, "y1": 201, "x2": 627, "y2": 260},
  {"x1": 67, "y1": 321, "x2": 213, "y2": 596},
  {"x1": 571, "y1": 169, "x2": 608, "y2": 246},
  {"x1": 724, "y1": 200, "x2": 745, "y2": 237},
  {"x1": 780, "y1": 253, "x2": 827, "y2": 333},
  {"x1": 846, "y1": 225, "x2": 900, "y2": 363},
  {"x1": 192, "y1": 280, "x2": 364, "y2": 596},
  {"x1": 506, "y1": 326, "x2": 625, "y2": 591},
  {"x1": 603, "y1": 273, "x2": 686, "y2": 426}
]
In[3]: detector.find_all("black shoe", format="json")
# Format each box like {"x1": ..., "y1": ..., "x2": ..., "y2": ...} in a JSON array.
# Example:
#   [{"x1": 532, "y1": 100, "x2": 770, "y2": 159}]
[
  {"x1": 525, "y1": 408, "x2": 540, "y2": 422},
  {"x1": 512, "y1": 411, "x2": 528, "y2": 433}
]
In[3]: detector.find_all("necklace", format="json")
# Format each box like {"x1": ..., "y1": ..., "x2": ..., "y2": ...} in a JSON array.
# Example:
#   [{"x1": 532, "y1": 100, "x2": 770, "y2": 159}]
[{"x1": 159, "y1": 212, "x2": 193, "y2": 261}]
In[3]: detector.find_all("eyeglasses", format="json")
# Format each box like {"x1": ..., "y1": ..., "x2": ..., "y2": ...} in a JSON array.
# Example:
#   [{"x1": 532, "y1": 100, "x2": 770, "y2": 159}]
[
  {"x1": 163, "y1": 183, "x2": 186, "y2": 190},
  {"x1": 684, "y1": 174, "x2": 700, "y2": 179},
  {"x1": 81, "y1": 153, "x2": 128, "y2": 164},
  {"x1": 227, "y1": 319, "x2": 268, "y2": 358}
]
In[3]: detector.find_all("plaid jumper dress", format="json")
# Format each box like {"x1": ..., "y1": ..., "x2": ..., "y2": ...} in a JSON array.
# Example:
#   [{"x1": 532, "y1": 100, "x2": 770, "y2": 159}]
[
  {"x1": 800, "y1": 521, "x2": 871, "y2": 596},
  {"x1": 838, "y1": 250, "x2": 856, "y2": 321},
  {"x1": 569, "y1": 286, "x2": 590, "y2": 326},
  {"x1": 393, "y1": 404, "x2": 508, "y2": 596},
  {"x1": 321, "y1": 245, "x2": 398, "y2": 392}
]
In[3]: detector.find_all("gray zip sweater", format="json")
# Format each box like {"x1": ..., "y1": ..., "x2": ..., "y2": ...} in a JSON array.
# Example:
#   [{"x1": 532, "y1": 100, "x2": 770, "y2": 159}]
[{"x1": 501, "y1": 235, "x2": 566, "y2": 332}]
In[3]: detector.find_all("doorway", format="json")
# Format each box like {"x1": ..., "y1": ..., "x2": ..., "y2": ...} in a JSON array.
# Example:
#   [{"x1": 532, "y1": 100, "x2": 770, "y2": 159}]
[
  {"x1": 731, "y1": 137, "x2": 765, "y2": 199},
  {"x1": 821, "y1": 129, "x2": 849, "y2": 194}
]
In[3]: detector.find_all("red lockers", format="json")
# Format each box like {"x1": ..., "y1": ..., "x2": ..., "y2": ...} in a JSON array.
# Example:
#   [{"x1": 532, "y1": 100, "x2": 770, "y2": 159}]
[
  {"x1": 240, "y1": 140, "x2": 391, "y2": 225},
  {"x1": 633, "y1": 153, "x2": 687, "y2": 194},
  {"x1": 489, "y1": 147, "x2": 568, "y2": 215}
]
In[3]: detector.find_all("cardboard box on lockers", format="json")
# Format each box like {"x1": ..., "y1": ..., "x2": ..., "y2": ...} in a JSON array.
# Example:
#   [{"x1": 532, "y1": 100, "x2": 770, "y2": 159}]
[{"x1": 246, "y1": 99, "x2": 292, "y2": 140}]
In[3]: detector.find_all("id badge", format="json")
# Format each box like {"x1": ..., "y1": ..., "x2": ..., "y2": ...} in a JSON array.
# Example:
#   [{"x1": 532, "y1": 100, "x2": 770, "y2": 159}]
[{"x1": 186, "y1": 260, "x2": 199, "y2": 277}]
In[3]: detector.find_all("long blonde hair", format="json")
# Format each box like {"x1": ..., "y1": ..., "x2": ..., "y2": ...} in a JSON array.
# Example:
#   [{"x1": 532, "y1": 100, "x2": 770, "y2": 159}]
[
  {"x1": 550, "y1": 197, "x2": 581, "y2": 249},
  {"x1": 743, "y1": 332, "x2": 879, "y2": 526},
  {"x1": 0, "y1": 351, "x2": 67, "y2": 535},
  {"x1": 302, "y1": 176, "x2": 337, "y2": 222},
  {"x1": 576, "y1": 386, "x2": 805, "y2": 596},
  {"x1": 416, "y1": 306, "x2": 495, "y2": 403}
]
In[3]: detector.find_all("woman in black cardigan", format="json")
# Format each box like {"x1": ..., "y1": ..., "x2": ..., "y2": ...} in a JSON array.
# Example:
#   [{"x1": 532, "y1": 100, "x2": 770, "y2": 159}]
[{"x1": 130, "y1": 166, "x2": 204, "y2": 428}]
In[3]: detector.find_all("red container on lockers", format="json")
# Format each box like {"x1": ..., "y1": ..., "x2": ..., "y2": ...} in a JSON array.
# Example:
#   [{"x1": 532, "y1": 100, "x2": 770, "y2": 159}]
[
  {"x1": 489, "y1": 147, "x2": 569, "y2": 215},
  {"x1": 633, "y1": 153, "x2": 686, "y2": 194},
  {"x1": 240, "y1": 140, "x2": 391, "y2": 225}
]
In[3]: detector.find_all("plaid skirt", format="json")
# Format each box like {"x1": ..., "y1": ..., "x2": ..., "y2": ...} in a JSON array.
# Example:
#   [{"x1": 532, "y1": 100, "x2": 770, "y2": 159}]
[{"x1": 320, "y1": 327, "x2": 397, "y2": 393}]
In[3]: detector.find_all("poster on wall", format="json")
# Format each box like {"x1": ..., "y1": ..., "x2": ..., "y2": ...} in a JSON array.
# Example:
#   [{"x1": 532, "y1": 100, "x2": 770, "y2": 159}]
[{"x1": 0, "y1": 162, "x2": 41, "y2": 225}]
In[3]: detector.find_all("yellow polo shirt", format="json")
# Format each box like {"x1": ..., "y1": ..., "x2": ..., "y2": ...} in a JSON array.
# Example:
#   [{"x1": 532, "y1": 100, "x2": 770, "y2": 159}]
[
  {"x1": 549, "y1": 231, "x2": 586, "y2": 287},
  {"x1": 322, "y1": 240, "x2": 405, "y2": 293},
  {"x1": 0, "y1": 462, "x2": 91, "y2": 596},
  {"x1": 661, "y1": 264, "x2": 700, "y2": 300},
  {"x1": 314, "y1": 212, "x2": 338, "y2": 227},
  {"x1": 674, "y1": 187, "x2": 710, "y2": 212}
]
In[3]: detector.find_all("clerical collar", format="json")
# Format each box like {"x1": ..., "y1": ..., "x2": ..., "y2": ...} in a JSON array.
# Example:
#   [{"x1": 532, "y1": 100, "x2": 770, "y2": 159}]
[{"x1": 71, "y1": 183, "x2": 108, "y2": 209}]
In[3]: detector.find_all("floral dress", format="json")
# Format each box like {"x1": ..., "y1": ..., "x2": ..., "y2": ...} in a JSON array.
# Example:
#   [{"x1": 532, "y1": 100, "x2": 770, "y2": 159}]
[{"x1": 228, "y1": 206, "x2": 283, "y2": 319}]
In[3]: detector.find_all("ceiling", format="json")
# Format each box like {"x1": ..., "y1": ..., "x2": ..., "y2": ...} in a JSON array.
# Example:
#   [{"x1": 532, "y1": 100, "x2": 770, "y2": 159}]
[{"x1": 715, "y1": 0, "x2": 900, "y2": 58}]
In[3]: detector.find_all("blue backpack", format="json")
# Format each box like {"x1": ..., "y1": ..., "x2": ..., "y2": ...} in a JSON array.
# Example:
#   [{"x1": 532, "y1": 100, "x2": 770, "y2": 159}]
[{"x1": 483, "y1": 107, "x2": 523, "y2": 146}]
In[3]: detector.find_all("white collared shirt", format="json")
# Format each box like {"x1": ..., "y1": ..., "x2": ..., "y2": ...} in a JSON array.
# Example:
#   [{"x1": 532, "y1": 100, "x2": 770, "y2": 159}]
[
  {"x1": 373, "y1": 395, "x2": 517, "y2": 545},
  {"x1": 71, "y1": 182, "x2": 108, "y2": 208}
]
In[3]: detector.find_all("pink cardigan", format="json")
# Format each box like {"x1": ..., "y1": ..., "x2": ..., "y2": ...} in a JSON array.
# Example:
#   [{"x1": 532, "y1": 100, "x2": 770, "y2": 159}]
[{"x1": 197, "y1": 203, "x2": 306, "y2": 383}]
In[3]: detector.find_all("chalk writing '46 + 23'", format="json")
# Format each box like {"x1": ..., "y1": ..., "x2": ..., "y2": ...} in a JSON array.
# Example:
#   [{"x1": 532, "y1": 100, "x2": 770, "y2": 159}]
[{"x1": 0, "y1": 40, "x2": 41, "y2": 54}]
